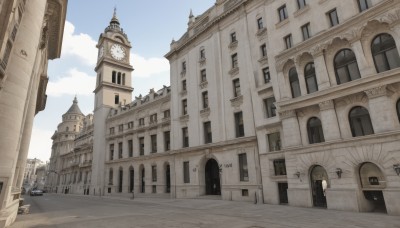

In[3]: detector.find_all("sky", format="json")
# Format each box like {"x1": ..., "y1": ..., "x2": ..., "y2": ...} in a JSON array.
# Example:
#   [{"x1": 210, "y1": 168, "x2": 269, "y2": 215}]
[{"x1": 28, "y1": 0, "x2": 215, "y2": 162}]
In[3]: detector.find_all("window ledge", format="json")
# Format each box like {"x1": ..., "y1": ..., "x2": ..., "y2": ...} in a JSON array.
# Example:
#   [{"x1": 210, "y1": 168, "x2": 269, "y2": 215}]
[
  {"x1": 275, "y1": 18, "x2": 289, "y2": 29},
  {"x1": 180, "y1": 70, "x2": 186, "y2": 78},
  {"x1": 256, "y1": 28, "x2": 267, "y2": 39},
  {"x1": 293, "y1": 5, "x2": 310, "y2": 18},
  {"x1": 229, "y1": 67, "x2": 239, "y2": 76},
  {"x1": 200, "y1": 107, "x2": 210, "y2": 118},
  {"x1": 199, "y1": 58, "x2": 206, "y2": 66},
  {"x1": 180, "y1": 114, "x2": 189, "y2": 122},
  {"x1": 258, "y1": 56, "x2": 268, "y2": 65},
  {"x1": 199, "y1": 81, "x2": 208, "y2": 89},
  {"x1": 228, "y1": 41, "x2": 238, "y2": 50},
  {"x1": 230, "y1": 95, "x2": 243, "y2": 108},
  {"x1": 180, "y1": 90, "x2": 187, "y2": 96}
]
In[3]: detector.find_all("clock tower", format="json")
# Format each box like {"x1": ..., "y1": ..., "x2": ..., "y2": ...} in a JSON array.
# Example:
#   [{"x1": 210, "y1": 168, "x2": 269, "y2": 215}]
[{"x1": 91, "y1": 9, "x2": 134, "y2": 195}]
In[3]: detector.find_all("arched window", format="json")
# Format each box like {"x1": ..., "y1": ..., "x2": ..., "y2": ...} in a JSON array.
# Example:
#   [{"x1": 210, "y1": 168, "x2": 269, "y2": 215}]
[
  {"x1": 109, "y1": 168, "x2": 113, "y2": 185},
  {"x1": 334, "y1": 49, "x2": 361, "y2": 84},
  {"x1": 349, "y1": 106, "x2": 374, "y2": 137},
  {"x1": 117, "y1": 72, "x2": 122, "y2": 84},
  {"x1": 307, "y1": 117, "x2": 325, "y2": 144},
  {"x1": 289, "y1": 67, "x2": 301, "y2": 98},
  {"x1": 304, "y1": 62, "x2": 318, "y2": 93},
  {"x1": 371, "y1": 33, "x2": 400, "y2": 73},
  {"x1": 112, "y1": 71, "x2": 116, "y2": 83},
  {"x1": 396, "y1": 99, "x2": 400, "y2": 122},
  {"x1": 122, "y1": 73, "x2": 126, "y2": 85}
]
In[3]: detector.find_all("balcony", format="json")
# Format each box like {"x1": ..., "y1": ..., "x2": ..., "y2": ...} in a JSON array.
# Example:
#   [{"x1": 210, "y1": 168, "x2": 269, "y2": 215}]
[{"x1": 79, "y1": 160, "x2": 92, "y2": 168}]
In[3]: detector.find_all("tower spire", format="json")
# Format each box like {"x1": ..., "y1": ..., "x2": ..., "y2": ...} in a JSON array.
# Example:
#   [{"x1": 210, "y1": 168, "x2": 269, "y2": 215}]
[{"x1": 110, "y1": 6, "x2": 120, "y2": 26}]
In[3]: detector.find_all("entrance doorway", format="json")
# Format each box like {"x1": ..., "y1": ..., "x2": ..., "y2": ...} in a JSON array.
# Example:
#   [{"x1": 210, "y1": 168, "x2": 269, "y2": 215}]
[
  {"x1": 140, "y1": 166, "x2": 145, "y2": 193},
  {"x1": 359, "y1": 162, "x2": 387, "y2": 213},
  {"x1": 118, "y1": 168, "x2": 123, "y2": 193},
  {"x1": 129, "y1": 167, "x2": 134, "y2": 193},
  {"x1": 278, "y1": 182, "x2": 288, "y2": 204},
  {"x1": 310, "y1": 165, "x2": 328, "y2": 208},
  {"x1": 205, "y1": 159, "x2": 221, "y2": 195},
  {"x1": 166, "y1": 164, "x2": 171, "y2": 193}
]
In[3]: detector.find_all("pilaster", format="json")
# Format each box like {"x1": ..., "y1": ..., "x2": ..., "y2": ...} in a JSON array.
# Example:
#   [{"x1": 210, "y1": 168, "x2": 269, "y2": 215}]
[
  {"x1": 279, "y1": 110, "x2": 302, "y2": 147},
  {"x1": 319, "y1": 100, "x2": 341, "y2": 141}
]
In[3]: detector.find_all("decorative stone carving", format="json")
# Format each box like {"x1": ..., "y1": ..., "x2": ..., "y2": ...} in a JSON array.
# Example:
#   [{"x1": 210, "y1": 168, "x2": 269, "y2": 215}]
[
  {"x1": 258, "y1": 56, "x2": 268, "y2": 65},
  {"x1": 230, "y1": 95, "x2": 243, "y2": 108},
  {"x1": 180, "y1": 114, "x2": 189, "y2": 122},
  {"x1": 229, "y1": 67, "x2": 239, "y2": 76},
  {"x1": 364, "y1": 86, "x2": 388, "y2": 99},
  {"x1": 199, "y1": 81, "x2": 208, "y2": 89},
  {"x1": 319, "y1": 100, "x2": 335, "y2": 111},
  {"x1": 228, "y1": 41, "x2": 238, "y2": 50},
  {"x1": 180, "y1": 70, "x2": 186, "y2": 78},
  {"x1": 180, "y1": 90, "x2": 187, "y2": 96},
  {"x1": 199, "y1": 57, "x2": 206, "y2": 66},
  {"x1": 200, "y1": 107, "x2": 210, "y2": 118},
  {"x1": 336, "y1": 93, "x2": 368, "y2": 107},
  {"x1": 279, "y1": 110, "x2": 296, "y2": 119},
  {"x1": 256, "y1": 27, "x2": 267, "y2": 39}
]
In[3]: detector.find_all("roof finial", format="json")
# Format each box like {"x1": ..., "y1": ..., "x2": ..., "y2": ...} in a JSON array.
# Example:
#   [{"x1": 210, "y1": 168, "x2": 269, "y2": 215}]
[
  {"x1": 73, "y1": 95, "x2": 78, "y2": 104},
  {"x1": 189, "y1": 9, "x2": 194, "y2": 18},
  {"x1": 114, "y1": 6, "x2": 117, "y2": 17}
]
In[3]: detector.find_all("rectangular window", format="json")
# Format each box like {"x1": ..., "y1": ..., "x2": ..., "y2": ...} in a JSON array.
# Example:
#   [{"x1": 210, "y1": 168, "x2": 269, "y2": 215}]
[
  {"x1": 182, "y1": 127, "x2": 189, "y2": 148},
  {"x1": 128, "y1": 140, "x2": 133, "y2": 157},
  {"x1": 257, "y1": 17, "x2": 264, "y2": 29},
  {"x1": 200, "y1": 49, "x2": 205, "y2": 59},
  {"x1": 182, "y1": 80, "x2": 187, "y2": 91},
  {"x1": 301, "y1": 23, "x2": 311, "y2": 40},
  {"x1": 182, "y1": 99, "x2": 188, "y2": 115},
  {"x1": 152, "y1": 165, "x2": 157, "y2": 182},
  {"x1": 200, "y1": 69, "x2": 207, "y2": 82},
  {"x1": 109, "y1": 144, "x2": 114, "y2": 160},
  {"x1": 127, "y1": 121, "x2": 134, "y2": 129},
  {"x1": 164, "y1": 110, "x2": 170, "y2": 118},
  {"x1": 297, "y1": 0, "x2": 306, "y2": 9},
  {"x1": 152, "y1": 185, "x2": 156, "y2": 193},
  {"x1": 204, "y1": 121, "x2": 212, "y2": 144},
  {"x1": 268, "y1": 132, "x2": 281, "y2": 152},
  {"x1": 274, "y1": 159, "x2": 287, "y2": 176},
  {"x1": 231, "y1": 53, "x2": 238, "y2": 69},
  {"x1": 260, "y1": 44, "x2": 267, "y2": 57},
  {"x1": 235, "y1": 112, "x2": 245, "y2": 138},
  {"x1": 358, "y1": 0, "x2": 371, "y2": 12},
  {"x1": 115, "y1": 94, "x2": 119, "y2": 104},
  {"x1": 164, "y1": 131, "x2": 170, "y2": 151},
  {"x1": 182, "y1": 61, "x2": 186, "y2": 72},
  {"x1": 118, "y1": 124, "x2": 123, "y2": 132},
  {"x1": 264, "y1": 97, "x2": 276, "y2": 118},
  {"x1": 139, "y1": 137, "x2": 144, "y2": 156},
  {"x1": 231, "y1": 32, "x2": 237, "y2": 43},
  {"x1": 242, "y1": 189, "x2": 249, "y2": 196},
  {"x1": 263, "y1": 67, "x2": 270, "y2": 83},
  {"x1": 109, "y1": 127, "x2": 115, "y2": 135},
  {"x1": 150, "y1": 113, "x2": 157, "y2": 123},
  {"x1": 139, "y1": 118, "x2": 145, "y2": 126},
  {"x1": 118, "y1": 142, "x2": 123, "y2": 159},
  {"x1": 327, "y1": 9, "x2": 339, "y2": 27},
  {"x1": 183, "y1": 161, "x2": 190, "y2": 183},
  {"x1": 284, "y1": 34, "x2": 293, "y2": 49},
  {"x1": 233, "y1": 79, "x2": 241, "y2": 97},
  {"x1": 239, "y1": 153, "x2": 249, "y2": 181},
  {"x1": 151, "y1": 134, "x2": 157, "y2": 153},
  {"x1": 278, "y1": 5, "x2": 288, "y2": 22},
  {"x1": 202, "y1": 91, "x2": 209, "y2": 109}
]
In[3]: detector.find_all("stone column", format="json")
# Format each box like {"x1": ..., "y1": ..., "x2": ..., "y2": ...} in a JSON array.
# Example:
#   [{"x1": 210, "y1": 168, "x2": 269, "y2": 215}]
[
  {"x1": 365, "y1": 86, "x2": 397, "y2": 133},
  {"x1": 312, "y1": 51, "x2": 331, "y2": 90},
  {"x1": 319, "y1": 100, "x2": 341, "y2": 141},
  {"x1": 295, "y1": 61, "x2": 307, "y2": 95},
  {"x1": 351, "y1": 40, "x2": 375, "y2": 77},
  {"x1": 279, "y1": 110, "x2": 302, "y2": 148}
]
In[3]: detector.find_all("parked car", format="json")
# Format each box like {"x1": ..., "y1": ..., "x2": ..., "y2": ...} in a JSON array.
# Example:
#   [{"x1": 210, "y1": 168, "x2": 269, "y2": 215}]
[{"x1": 30, "y1": 190, "x2": 43, "y2": 196}]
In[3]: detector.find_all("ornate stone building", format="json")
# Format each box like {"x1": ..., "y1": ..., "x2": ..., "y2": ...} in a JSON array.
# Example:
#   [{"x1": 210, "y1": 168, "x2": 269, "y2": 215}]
[{"x1": 0, "y1": 0, "x2": 67, "y2": 226}]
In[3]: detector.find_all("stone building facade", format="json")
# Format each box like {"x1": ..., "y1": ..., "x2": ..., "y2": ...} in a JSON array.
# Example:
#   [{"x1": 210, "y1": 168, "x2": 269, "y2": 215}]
[
  {"x1": 22, "y1": 158, "x2": 44, "y2": 191},
  {"x1": 48, "y1": 0, "x2": 400, "y2": 216},
  {"x1": 0, "y1": 0, "x2": 67, "y2": 227}
]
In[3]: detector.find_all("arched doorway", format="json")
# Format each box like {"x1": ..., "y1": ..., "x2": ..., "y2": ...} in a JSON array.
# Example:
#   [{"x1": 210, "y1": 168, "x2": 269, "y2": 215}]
[
  {"x1": 165, "y1": 164, "x2": 171, "y2": 193},
  {"x1": 140, "y1": 165, "x2": 145, "y2": 193},
  {"x1": 129, "y1": 166, "x2": 134, "y2": 193},
  {"x1": 205, "y1": 159, "x2": 221, "y2": 195},
  {"x1": 310, "y1": 165, "x2": 328, "y2": 208},
  {"x1": 359, "y1": 162, "x2": 387, "y2": 213},
  {"x1": 118, "y1": 168, "x2": 123, "y2": 193}
]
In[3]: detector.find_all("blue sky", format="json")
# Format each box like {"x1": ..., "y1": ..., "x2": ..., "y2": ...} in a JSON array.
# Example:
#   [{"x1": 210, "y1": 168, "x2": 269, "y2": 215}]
[{"x1": 29, "y1": 0, "x2": 215, "y2": 161}]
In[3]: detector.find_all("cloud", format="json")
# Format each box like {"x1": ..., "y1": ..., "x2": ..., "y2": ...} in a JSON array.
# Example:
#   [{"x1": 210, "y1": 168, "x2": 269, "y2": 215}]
[
  {"x1": 61, "y1": 21, "x2": 98, "y2": 66},
  {"x1": 28, "y1": 128, "x2": 53, "y2": 162},
  {"x1": 131, "y1": 53, "x2": 169, "y2": 78},
  {"x1": 47, "y1": 68, "x2": 96, "y2": 97}
]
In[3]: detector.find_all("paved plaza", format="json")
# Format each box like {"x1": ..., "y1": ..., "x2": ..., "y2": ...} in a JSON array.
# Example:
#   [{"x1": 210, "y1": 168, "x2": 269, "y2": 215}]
[{"x1": 10, "y1": 194, "x2": 400, "y2": 228}]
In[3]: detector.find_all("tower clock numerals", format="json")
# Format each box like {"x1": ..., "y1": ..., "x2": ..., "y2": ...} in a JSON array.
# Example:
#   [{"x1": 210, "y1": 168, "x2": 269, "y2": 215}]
[{"x1": 110, "y1": 44, "x2": 126, "y2": 61}]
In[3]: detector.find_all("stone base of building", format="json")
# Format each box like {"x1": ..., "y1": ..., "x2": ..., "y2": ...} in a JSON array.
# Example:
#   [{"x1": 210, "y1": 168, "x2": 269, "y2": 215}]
[{"x1": 0, "y1": 199, "x2": 19, "y2": 228}]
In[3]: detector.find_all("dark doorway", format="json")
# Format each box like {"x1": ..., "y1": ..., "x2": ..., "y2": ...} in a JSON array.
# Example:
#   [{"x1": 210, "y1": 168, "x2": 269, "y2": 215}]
[
  {"x1": 363, "y1": 191, "x2": 387, "y2": 213},
  {"x1": 359, "y1": 162, "x2": 387, "y2": 213},
  {"x1": 310, "y1": 165, "x2": 328, "y2": 208},
  {"x1": 278, "y1": 182, "x2": 288, "y2": 204},
  {"x1": 166, "y1": 165, "x2": 171, "y2": 193},
  {"x1": 129, "y1": 168, "x2": 134, "y2": 193},
  {"x1": 141, "y1": 167, "x2": 145, "y2": 193},
  {"x1": 205, "y1": 159, "x2": 221, "y2": 195},
  {"x1": 118, "y1": 169, "x2": 123, "y2": 193}
]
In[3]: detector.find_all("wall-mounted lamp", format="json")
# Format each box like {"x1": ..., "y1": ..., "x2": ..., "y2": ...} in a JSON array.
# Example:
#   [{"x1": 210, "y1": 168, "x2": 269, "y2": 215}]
[
  {"x1": 393, "y1": 164, "x2": 400, "y2": 176},
  {"x1": 294, "y1": 171, "x2": 301, "y2": 178},
  {"x1": 335, "y1": 168, "x2": 343, "y2": 179}
]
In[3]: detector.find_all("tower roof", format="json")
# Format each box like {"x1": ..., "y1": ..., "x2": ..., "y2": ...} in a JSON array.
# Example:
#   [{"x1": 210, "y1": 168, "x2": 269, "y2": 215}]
[
  {"x1": 65, "y1": 96, "x2": 83, "y2": 115},
  {"x1": 110, "y1": 7, "x2": 120, "y2": 26}
]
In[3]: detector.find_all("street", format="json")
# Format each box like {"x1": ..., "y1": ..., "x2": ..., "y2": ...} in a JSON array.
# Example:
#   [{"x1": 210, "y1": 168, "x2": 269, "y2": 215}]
[{"x1": 11, "y1": 194, "x2": 400, "y2": 228}]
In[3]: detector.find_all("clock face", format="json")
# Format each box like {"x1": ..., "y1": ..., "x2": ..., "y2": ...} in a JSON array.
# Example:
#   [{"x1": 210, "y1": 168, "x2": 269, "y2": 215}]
[{"x1": 110, "y1": 44, "x2": 126, "y2": 61}]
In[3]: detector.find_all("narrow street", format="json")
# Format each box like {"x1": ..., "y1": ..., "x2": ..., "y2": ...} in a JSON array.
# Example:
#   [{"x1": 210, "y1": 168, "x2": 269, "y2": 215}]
[{"x1": 11, "y1": 194, "x2": 400, "y2": 228}]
